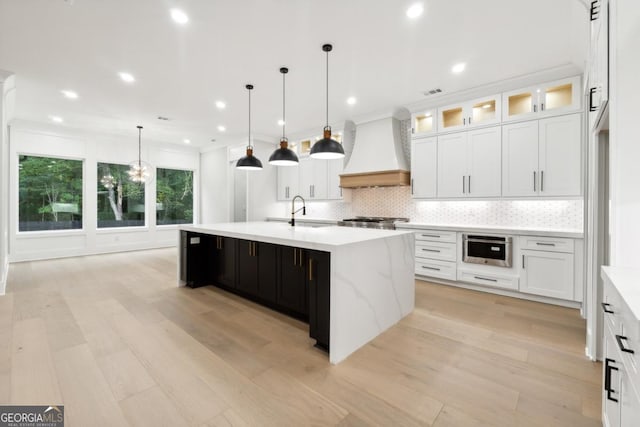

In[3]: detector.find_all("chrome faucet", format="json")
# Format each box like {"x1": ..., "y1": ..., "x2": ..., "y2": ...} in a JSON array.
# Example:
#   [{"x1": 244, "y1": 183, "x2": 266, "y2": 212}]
[{"x1": 289, "y1": 195, "x2": 306, "y2": 226}]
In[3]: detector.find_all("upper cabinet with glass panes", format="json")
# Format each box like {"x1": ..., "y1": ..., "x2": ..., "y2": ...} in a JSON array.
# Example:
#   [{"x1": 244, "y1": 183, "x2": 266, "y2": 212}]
[
  {"x1": 502, "y1": 76, "x2": 581, "y2": 122},
  {"x1": 436, "y1": 94, "x2": 501, "y2": 132},
  {"x1": 411, "y1": 109, "x2": 437, "y2": 137}
]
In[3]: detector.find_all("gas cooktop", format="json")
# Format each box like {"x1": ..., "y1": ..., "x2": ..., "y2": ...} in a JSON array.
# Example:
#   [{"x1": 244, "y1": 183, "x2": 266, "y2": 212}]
[{"x1": 337, "y1": 216, "x2": 409, "y2": 230}]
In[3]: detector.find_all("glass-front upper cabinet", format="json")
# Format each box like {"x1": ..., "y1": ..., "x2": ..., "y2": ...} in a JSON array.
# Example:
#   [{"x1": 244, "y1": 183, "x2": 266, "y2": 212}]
[
  {"x1": 503, "y1": 76, "x2": 581, "y2": 121},
  {"x1": 411, "y1": 109, "x2": 437, "y2": 137},
  {"x1": 437, "y1": 94, "x2": 501, "y2": 132}
]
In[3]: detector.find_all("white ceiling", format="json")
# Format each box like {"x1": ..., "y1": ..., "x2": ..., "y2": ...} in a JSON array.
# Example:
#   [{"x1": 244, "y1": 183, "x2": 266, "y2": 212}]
[{"x1": 0, "y1": 0, "x2": 588, "y2": 148}]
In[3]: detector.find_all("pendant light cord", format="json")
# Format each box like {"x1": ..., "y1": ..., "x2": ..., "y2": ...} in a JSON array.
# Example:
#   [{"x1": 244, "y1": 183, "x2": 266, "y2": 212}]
[
  {"x1": 248, "y1": 86, "x2": 251, "y2": 149},
  {"x1": 282, "y1": 72, "x2": 286, "y2": 139},
  {"x1": 325, "y1": 49, "x2": 329, "y2": 127},
  {"x1": 138, "y1": 126, "x2": 142, "y2": 167}
]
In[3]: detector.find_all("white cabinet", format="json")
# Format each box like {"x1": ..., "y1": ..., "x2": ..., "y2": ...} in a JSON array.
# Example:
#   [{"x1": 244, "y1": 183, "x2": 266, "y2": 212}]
[
  {"x1": 588, "y1": 0, "x2": 609, "y2": 130},
  {"x1": 410, "y1": 137, "x2": 437, "y2": 198},
  {"x1": 602, "y1": 270, "x2": 640, "y2": 427},
  {"x1": 502, "y1": 76, "x2": 581, "y2": 122},
  {"x1": 520, "y1": 249, "x2": 574, "y2": 300},
  {"x1": 438, "y1": 94, "x2": 501, "y2": 132},
  {"x1": 437, "y1": 126, "x2": 501, "y2": 198},
  {"x1": 414, "y1": 231, "x2": 458, "y2": 281},
  {"x1": 502, "y1": 113, "x2": 582, "y2": 197},
  {"x1": 327, "y1": 158, "x2": 344, "y2": 200},
  {"x1": 299, "y1": 158, "x2": 328, "y2": 200},
  {"x1": 411, "y1": 109, "x2": 437, "y2": 137},
  {"x1": 277, "y1": 165, "x2": 299, "y2": 201}
]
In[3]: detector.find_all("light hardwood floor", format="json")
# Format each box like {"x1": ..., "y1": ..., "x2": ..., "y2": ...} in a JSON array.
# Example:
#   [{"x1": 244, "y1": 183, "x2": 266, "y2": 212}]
[{"x1": 2, "y1": 248, "x2": 601, "y2": 426}]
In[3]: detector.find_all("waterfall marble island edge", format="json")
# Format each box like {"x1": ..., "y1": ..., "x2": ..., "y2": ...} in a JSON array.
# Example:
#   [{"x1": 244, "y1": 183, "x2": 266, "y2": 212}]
[{"x1": 178, "y1": 222, "x2": 415, "y2": 364}]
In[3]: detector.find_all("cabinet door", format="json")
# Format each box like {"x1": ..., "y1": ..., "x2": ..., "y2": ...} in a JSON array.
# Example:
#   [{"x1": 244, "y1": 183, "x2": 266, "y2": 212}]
[
  {"x1": 467, "y1": 126, "x2": 501, "y2": 197},
  {"x1": 540, "y1": 76, "x2": 582, "y2": 116},
  {"x1": 307, "y1": 250, "x2": 330, "y2": 351},
  {"x1": 411, "y1": 110, "x2": 436, "y2": 136},
  {"x1": 520, "y1": 249, "x2": 575, "y2": 300},
  {"x1": 327, "y1": 158, "x2": 344, "y2": 200},
  {"x1": 437, "y1": 132, "x2": 468, "y2": 198},
  {"x1": 411, "y1": 137, "x2": 437, "y2": 198},
  {"x1": 257, "y1": 242, "x2": 278, "y2": 304},
  {"x1": 277, "y1": 165, "x2": 299, "y2": 201},
  {"x1": 538, "y1": 114, "x2": 582, "y2": 196},
  {"x1": 604, "y1": 330, "x2": 622, "y2": 427},
  {"x1": 502, "y1": 121, "x2": 539, "y2": 197},
  {"x1": 468, "y1": 94, "x2": 501, "y2": 128},
  {"x1": 213, "y1": 236, "x2": 236, "y2": 288},
  {"x1": 299, "y1": 158, "x2": 328, "y2": 199},
  {"x1": 503, "y1": 86, "x2": 539, "y2": 121},
  {"x1": 236, "y1": 240, "x2": 259, "y2": 296},
  {"x1": 438, "y1": 103, "x2": 465, "y2": 132},
  {"x1": 278, "y1": 246, "x2": 307, "y2": 315}
]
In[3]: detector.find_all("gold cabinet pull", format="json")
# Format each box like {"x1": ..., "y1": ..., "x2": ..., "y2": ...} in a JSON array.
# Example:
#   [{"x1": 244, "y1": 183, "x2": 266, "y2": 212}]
[
  {"x1": 299, "y1": 248, "x2": 303, "y2": 267},
  {"x1": 308, "y1": 258, "x2": 313, "y2": 281},
  {"x1": 293, "y1": 248, "x2": 297, "y2": 266}
]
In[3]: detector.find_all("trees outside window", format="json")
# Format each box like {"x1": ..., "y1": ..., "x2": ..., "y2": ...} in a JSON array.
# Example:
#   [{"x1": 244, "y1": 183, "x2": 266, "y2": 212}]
[
  {"x1": 18, "y1": 155, "x2": 83, "y2": 231},
  {"x1": 156, "y1": 168, "x2": 193, "y2": 225},
  {"x1": 97, "y1": 162, "x2": 145, "y2": 228}
]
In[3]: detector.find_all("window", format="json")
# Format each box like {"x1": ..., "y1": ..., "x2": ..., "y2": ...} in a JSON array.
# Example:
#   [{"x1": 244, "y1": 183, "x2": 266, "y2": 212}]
[
  {"x1": 156, "y1": 168, "x2": 193, "y2": 225},
  {"x1": 18, "y1": 155, "x2": 83, "y2": 231},
  {"x1": 97, "y1": 162, "x2": 145, "y2": 228}
]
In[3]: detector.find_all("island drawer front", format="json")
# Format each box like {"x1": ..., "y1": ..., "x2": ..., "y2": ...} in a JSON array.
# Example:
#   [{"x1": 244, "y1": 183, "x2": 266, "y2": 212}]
[
  {"x1": 416, "y1": 241, "x2": 457, "y2": 262},
  {"x1": 415, "y1": 259, "x2": 457, "y2": 281},
  {"x1": 520, "y1": 236, "x2": 574, "y2": 253},
  {"x1": 603, "y1": 278, "x2": 623, "y2": 337},
  {"x1": 415, "y1": 230, "x2": 457, "y2": 243},
  {"x1": 458, "y1": 270, "x2": 519, "y2": 291},
  {"x1": 619, "y1": 295, "x2": 640, "y2": 387}
]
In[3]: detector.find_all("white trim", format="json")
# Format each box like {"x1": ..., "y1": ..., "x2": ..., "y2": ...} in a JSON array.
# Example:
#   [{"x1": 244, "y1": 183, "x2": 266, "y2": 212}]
[{"x1": 0, "y1": 255, "x2": 8, "y2": 295}]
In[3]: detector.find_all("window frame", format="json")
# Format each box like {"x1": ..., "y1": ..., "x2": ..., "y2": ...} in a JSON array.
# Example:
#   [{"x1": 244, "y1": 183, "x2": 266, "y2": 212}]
[{"x1": 155, "y1": 166, "x2": 195, "y2": 227}]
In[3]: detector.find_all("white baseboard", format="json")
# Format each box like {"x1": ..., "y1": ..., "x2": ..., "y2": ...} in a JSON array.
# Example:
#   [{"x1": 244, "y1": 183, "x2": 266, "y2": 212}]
[{"x1": 0, "y1": 256, "x2": 8, "y2": 295}]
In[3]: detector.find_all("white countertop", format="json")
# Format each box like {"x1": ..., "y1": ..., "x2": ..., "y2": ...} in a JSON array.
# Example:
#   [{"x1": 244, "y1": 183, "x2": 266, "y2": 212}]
[
  {"x1": 181, "y1": 222, "x2": 414, "y2": 251},
  {"x1": 602, "y1": 266, "x2": 640, "y2": 323},
  {"x1": 266, "y1": 217, "x2": 339, "y2": 225},
  {"x1": 397, "y1": 222, "x2": 584, "y2": 239}
]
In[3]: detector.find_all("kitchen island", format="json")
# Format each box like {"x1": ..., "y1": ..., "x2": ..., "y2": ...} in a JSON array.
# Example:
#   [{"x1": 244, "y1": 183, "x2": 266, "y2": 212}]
[{"x1": 178, "y1": 222, "x2": 415, "y2": 364}]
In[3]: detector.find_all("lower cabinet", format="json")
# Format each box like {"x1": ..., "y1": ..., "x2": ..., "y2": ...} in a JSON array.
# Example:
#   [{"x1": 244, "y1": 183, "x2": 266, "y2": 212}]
[
  {"x1": 180, "y1": 231, "x2": 210, "y2": 288},
  {"x1": 236, "y1": 240, "x2": 278, "y2": 304},
  {"x1": 279, "y1": 246, "x2": 308, "y2": 315},
  {"x1": 212, "y1": 236, "x2": 236, "y2": 289},
  {"x1": 236, "y1": 240, "x2": 259, "y2": 295},
  {"x1": 520, "y1": 249, "x2": 574, "y2": 300},
  {"x1": 307, "y1": 250, "x2": 330, "y2": 351}
]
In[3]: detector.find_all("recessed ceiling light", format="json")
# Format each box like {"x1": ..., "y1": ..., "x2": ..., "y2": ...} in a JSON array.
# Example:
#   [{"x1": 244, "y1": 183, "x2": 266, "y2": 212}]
[
  {"x1": 61, "y1": 90, "x2": 78, "y2": 99},
  {"x1": 424, "y1": 112, "x2": 432, "y2": 117},
  {"x1": 406, "y1": 3, "x2": 424, "y2": 19},
  {"x1": 215, "y1": 100, "x2": 226, "y2": 110},
  {"x1": 482, "y1": 104, "x2": 492, "y2": 109},
  {"x1": 277, "y1": 119, "x2": 285, "y2": 126},
  {"x1": 183, "y1": 139, "x2": 191, "y2": 144},
  {"x1": 119, "y1": 72, "x2": 135, "y2": 83},
  {"x1": 451, "y1": 62, "x2": 466, "y2": 74},
  {"x1": 170, "y1": 9, "x2": 189, "y2": 24},
  {"x1": 49, "y1": 115, "x2": 63, "y2": 123},
  {"x1": 346, "y1": 96, "x2": 357, "y2": 105},
  {"x1": 217, "y1": 125, "x2": 226, "y2": 132}
]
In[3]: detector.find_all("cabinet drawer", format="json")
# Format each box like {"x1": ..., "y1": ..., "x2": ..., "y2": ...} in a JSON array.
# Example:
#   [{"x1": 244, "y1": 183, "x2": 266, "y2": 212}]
[
  {"x1": 415, "y1": 259, "x2": 457, "y2": 281},
  {"x1": 416, "y1": 241, "x2": 457, "y2": 262},
  {"x1": 603, "y1": 278, "x2": 622, "y2": 336},
  {"x1": 520, "y1": 236, "x2": 574, "y2": 253},
  {"x1": 415, "y1": 230, "x2": 457, "y2": 243},
  {"x1": 620, "y1": 299, "x2": 640, "y2": 389},
  {"x1": 458, "y1": 269, "x2": 519, "y2": 291}
]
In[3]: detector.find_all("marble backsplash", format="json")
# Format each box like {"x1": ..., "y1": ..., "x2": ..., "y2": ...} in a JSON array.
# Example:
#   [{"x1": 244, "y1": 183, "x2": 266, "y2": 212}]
[{"x1": 277, "y1": 186, "x2": 583, "y2": 230}]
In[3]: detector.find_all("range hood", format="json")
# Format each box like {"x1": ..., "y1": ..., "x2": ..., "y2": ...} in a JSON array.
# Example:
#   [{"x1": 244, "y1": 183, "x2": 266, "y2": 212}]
[{"x1": 340, "y1": 116, "x2": 410, "y2": 188}]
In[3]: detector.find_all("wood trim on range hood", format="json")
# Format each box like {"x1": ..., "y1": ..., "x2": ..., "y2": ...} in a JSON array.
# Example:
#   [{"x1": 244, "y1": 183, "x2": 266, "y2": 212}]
[{"x1": 339, "y1": 170, "x2": 410, "y2": 188}]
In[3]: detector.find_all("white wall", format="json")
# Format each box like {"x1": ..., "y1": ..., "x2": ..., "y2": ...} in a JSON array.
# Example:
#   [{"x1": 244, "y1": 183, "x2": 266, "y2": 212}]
[
  {"x1": 9, "y1": 122, "x2": 200, "y2": 262},
  {"x1": 0, "y1": 71, "x2": 15, "y2": 294},
  {"x1": 247, "y1": 140, "x2": 280, "y2": 221},
  {"x1": 608, "y1": 0, "x2": 640, "y2": 267},
  {"x1": 200, "y1": 146, "x2": 230, "y2": 223}
]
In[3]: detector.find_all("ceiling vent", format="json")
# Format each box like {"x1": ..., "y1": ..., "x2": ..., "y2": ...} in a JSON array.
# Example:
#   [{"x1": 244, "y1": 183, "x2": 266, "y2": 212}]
[
  {"x1": 157, "y1": 116, "x2": 170, "y2": 121},
  {"x1": 422, "y1": 88, "x2": 443, "y2": 96}
]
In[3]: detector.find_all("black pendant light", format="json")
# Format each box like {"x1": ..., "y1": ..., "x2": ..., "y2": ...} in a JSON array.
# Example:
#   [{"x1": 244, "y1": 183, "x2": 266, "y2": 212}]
[
  {"x1": 310, "y1": 43, "x2": 345, "y2": 159},
  {"x1": 236, "y1": 84, "x2": 263, "y2": 170},
  {"x1": 127, "y1": 125, "x2": 154, "y2": 183},
  {"x1": 269, "y1": 67, "x2": 299, "y2": 166}
]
